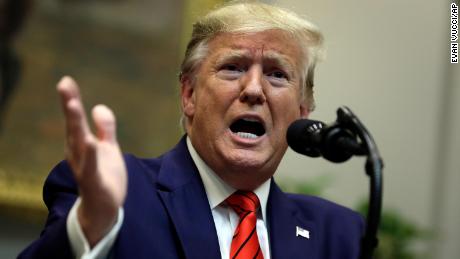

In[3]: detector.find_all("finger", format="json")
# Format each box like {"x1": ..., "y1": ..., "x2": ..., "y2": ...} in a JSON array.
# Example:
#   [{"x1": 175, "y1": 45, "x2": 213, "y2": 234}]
[
  {"x1": 57, "y1": 76, "x2": 82, "y2": 111},
  {"x1": 57, "y1": 76, "x2": 92, "y2": 147},
  {"x1": 78, "y1": 135, "x2": 99, "y2": 189},
  {"x1": 65, "y1": 99, "x2": 92, "y2": 164},
  {"x1": 92, "y1": 104, "x2": 118, "y2": 144},
  {"x1": 57, "y1": 76, "x2": 91, "y2": 134}
]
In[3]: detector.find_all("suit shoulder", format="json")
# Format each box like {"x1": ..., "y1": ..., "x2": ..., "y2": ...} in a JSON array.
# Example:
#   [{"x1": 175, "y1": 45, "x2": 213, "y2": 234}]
[
  {"x1": 124, "y1": 153, "x2": 164, "y2": 180},
  {"x1": 44, "y1": 154, "x2": 162, "y2": 184},
  {"x1": 287, "y1": 193, "x2": 364, "y2": 228},
  {"x1": 125, "y1": 153, "x2": 161, "y2": 171},
  {"x1": 43, "y1": 154, "x2": 163, "y2": 199}
]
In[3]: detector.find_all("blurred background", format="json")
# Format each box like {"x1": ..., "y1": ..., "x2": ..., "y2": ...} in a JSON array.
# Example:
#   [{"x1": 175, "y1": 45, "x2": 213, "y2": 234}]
[{"x1": 0, "y1": 0, "x2": 458, "y2": 258}]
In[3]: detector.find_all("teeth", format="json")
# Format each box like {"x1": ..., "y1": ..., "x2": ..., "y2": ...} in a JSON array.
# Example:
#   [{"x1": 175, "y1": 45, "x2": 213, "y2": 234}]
[
  {"x1": 241, "y1": 117, "x2": 260, "y2": 123},
  {"x1": 236, "y1": 132, "x2": 258, "y2": 139}
]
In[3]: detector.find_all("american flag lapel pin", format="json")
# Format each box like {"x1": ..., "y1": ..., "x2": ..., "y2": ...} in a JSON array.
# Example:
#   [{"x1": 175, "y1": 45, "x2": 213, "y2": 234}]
[{"x1": 296, "y1": 226, "x2": 310, "y2": 239}]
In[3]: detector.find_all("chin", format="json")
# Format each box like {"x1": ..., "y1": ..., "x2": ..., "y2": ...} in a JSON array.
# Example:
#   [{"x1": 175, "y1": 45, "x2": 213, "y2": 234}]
[
  {"x1": 212, "y1": 148, "x2": 281, "y2": 190},
  {"x1": 223, "y1": 149, "x2": 271, "y2": 172}
]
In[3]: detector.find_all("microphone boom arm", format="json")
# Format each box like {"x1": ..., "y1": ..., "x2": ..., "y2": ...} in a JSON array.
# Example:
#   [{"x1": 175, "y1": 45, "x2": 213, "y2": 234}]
[{"x1": 336, "y1": 106, "x2": 384, "y2": 259}]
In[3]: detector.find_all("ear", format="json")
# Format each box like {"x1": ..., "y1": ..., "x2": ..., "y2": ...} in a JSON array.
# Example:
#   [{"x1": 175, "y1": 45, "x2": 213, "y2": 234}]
[
  {"x1": 181, "y1": 76, "x2": 196, "y2": 118},
  {"x1": 299, "y1": 102, "x2": 310, "y2": 118}
]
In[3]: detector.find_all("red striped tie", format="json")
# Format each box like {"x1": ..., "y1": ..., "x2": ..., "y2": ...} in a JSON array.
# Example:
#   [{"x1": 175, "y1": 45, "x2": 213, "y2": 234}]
[{"x1": 226, "y1": 191, "x2": 264, "y2": 259}]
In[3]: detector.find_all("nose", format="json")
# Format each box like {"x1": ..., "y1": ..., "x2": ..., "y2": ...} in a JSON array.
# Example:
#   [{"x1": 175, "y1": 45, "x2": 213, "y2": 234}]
[{"x1": 239, "y1": 66, "x2": 266, "y2": 105}]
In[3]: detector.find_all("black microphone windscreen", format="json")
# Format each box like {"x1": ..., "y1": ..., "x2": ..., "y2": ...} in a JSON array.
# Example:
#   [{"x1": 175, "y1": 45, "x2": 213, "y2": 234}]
[{"x1": 286, "y1": 119, "x2": 324, "y2": 157}]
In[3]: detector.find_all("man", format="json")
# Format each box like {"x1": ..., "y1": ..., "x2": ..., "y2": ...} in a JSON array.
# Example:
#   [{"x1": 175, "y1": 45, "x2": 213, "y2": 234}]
[{"x1": 20, "y1": 2, "x2": 364, "y2": 258}]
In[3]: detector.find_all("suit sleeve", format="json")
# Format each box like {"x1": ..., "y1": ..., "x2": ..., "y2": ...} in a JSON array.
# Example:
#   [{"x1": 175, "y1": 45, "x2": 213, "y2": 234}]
[
  {"x1": 67, "y1": 197, "x2": 124, "y2": 259},
  {"x1": 18, "y1": 160, "x2": 80, "y2": 259}
]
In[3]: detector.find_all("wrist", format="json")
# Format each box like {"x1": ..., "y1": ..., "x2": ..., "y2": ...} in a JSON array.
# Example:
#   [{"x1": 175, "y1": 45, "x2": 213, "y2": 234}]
[{"x1": 77, "y1": 198, "x2": 119, "y2": 247}]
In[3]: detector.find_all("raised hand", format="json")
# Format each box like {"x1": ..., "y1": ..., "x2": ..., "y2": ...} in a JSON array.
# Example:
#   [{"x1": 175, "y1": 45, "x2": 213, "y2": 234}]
[{"x1": 57, "y1": 76, "x2": 127, "y2": 246}]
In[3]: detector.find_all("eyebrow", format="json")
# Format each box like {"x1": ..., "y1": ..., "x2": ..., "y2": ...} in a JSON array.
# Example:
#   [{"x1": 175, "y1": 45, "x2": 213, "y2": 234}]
[
  {"x1": 214, "y1": 50, "x2": 248, "y2": 66},
  {"x1": 262, "y1": 51, "x2": 296, "y2": 76}
]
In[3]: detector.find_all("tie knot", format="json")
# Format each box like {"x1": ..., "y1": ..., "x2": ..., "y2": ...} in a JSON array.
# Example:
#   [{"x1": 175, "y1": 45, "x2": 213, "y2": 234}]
[{"x1": 226, "y1": 191, "x2": 260, "y2": 217}]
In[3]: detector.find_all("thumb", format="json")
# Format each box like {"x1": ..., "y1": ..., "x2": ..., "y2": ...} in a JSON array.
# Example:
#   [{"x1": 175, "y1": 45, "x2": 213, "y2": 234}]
[{"x1": 92, "y1": 104, "x2": 118, "y2": 144}]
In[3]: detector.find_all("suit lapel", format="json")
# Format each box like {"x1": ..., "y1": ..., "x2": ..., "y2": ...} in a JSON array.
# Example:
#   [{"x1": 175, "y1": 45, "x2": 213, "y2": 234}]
[
  {"x1": 267, "y1": 181, "x2": 317, "y2": 259},
  {"x1": 152, "y1": 137, "x2": 318, "y2": 259},
  {"x1": 156, "y1": 137, "x2": 221, "y2": 259}
]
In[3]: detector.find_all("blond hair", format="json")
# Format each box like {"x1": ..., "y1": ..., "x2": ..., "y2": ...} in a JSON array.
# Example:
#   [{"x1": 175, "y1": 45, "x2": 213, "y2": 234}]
[{"x1": 180, "y1": 1, "x2": 324, "y2": 109}]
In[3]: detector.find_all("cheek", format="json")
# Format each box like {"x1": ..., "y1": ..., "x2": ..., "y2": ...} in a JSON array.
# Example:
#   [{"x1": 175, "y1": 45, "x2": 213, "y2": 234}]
[
  {"x1": 270, "y1": 90, "x2": 303, "y2": 118},
  {"x1": 203, "y1": 81, "x2": 239, "y2": 108},
  {"x1": 194, "y1": 88, "x2": 231, "y2": 120}
]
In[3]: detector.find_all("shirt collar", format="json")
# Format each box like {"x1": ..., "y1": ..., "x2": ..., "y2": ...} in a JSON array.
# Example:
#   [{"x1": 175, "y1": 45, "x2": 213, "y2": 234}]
[{"x1": 186, "y1": 137, "x2": 271, "y2": 221}]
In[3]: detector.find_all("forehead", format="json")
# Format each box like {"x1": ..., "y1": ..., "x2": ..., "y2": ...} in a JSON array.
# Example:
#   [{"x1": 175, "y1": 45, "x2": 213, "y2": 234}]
[{"x1": 205, "y1": 30, "x2": 304, "y2": 68}]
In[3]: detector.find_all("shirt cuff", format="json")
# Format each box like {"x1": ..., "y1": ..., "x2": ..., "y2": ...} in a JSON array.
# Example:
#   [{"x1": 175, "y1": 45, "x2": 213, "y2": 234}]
[{"x1": 67, "y1": 197, "x2": 124, "y2": 259}]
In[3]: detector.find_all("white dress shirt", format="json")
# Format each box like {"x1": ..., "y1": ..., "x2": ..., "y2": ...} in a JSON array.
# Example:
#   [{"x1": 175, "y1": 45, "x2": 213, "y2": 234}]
[
  {"x1": 67, "y1": 136, "x2": 272, "y2": 259},
  {"x1": 186, "y1": 137, "x2": 272, "y2": 259},
  {"x1": 67, "y1": 198, "x2": 124, "y2": 259}
]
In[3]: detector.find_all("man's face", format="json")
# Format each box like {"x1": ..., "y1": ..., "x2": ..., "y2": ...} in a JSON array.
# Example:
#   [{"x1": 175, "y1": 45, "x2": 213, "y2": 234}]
[{"x1": 182, "y1": 30, "x2": 310, "y2": 190}]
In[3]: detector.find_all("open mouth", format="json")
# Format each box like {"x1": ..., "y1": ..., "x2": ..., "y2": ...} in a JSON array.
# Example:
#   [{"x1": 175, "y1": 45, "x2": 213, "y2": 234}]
[{"x1": 230, "y1": 118, "x2": 266, "y2": 139}]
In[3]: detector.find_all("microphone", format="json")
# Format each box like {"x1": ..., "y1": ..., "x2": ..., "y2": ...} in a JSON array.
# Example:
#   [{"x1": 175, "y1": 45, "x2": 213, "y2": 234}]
[{"x1": 286, "y1": 119, "x2": 366, "y2": 163}]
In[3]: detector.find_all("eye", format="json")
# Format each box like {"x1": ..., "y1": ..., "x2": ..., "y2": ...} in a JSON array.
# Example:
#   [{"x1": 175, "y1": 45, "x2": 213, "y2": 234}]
[
  {"x1": 268, "y1": 71, "x2": 288, "y2": 79},
  {"x1": 269, "y1": 71, "x2": 287, "y2": 79},
  {"x1": 217, "y1": 63, "x2": 245, "y2": 80},
  {"x1": 266, "y1": 69, "x2": 289, "y2": 86},
  {"x1": 220, "y1": 64, "x2": 243, "y2": 72}
]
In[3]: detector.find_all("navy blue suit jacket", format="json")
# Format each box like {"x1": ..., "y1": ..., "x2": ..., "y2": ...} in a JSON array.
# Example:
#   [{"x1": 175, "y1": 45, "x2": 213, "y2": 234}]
[{"x1": 19, "y1": 136, "x2": 364, "y2": 259}]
